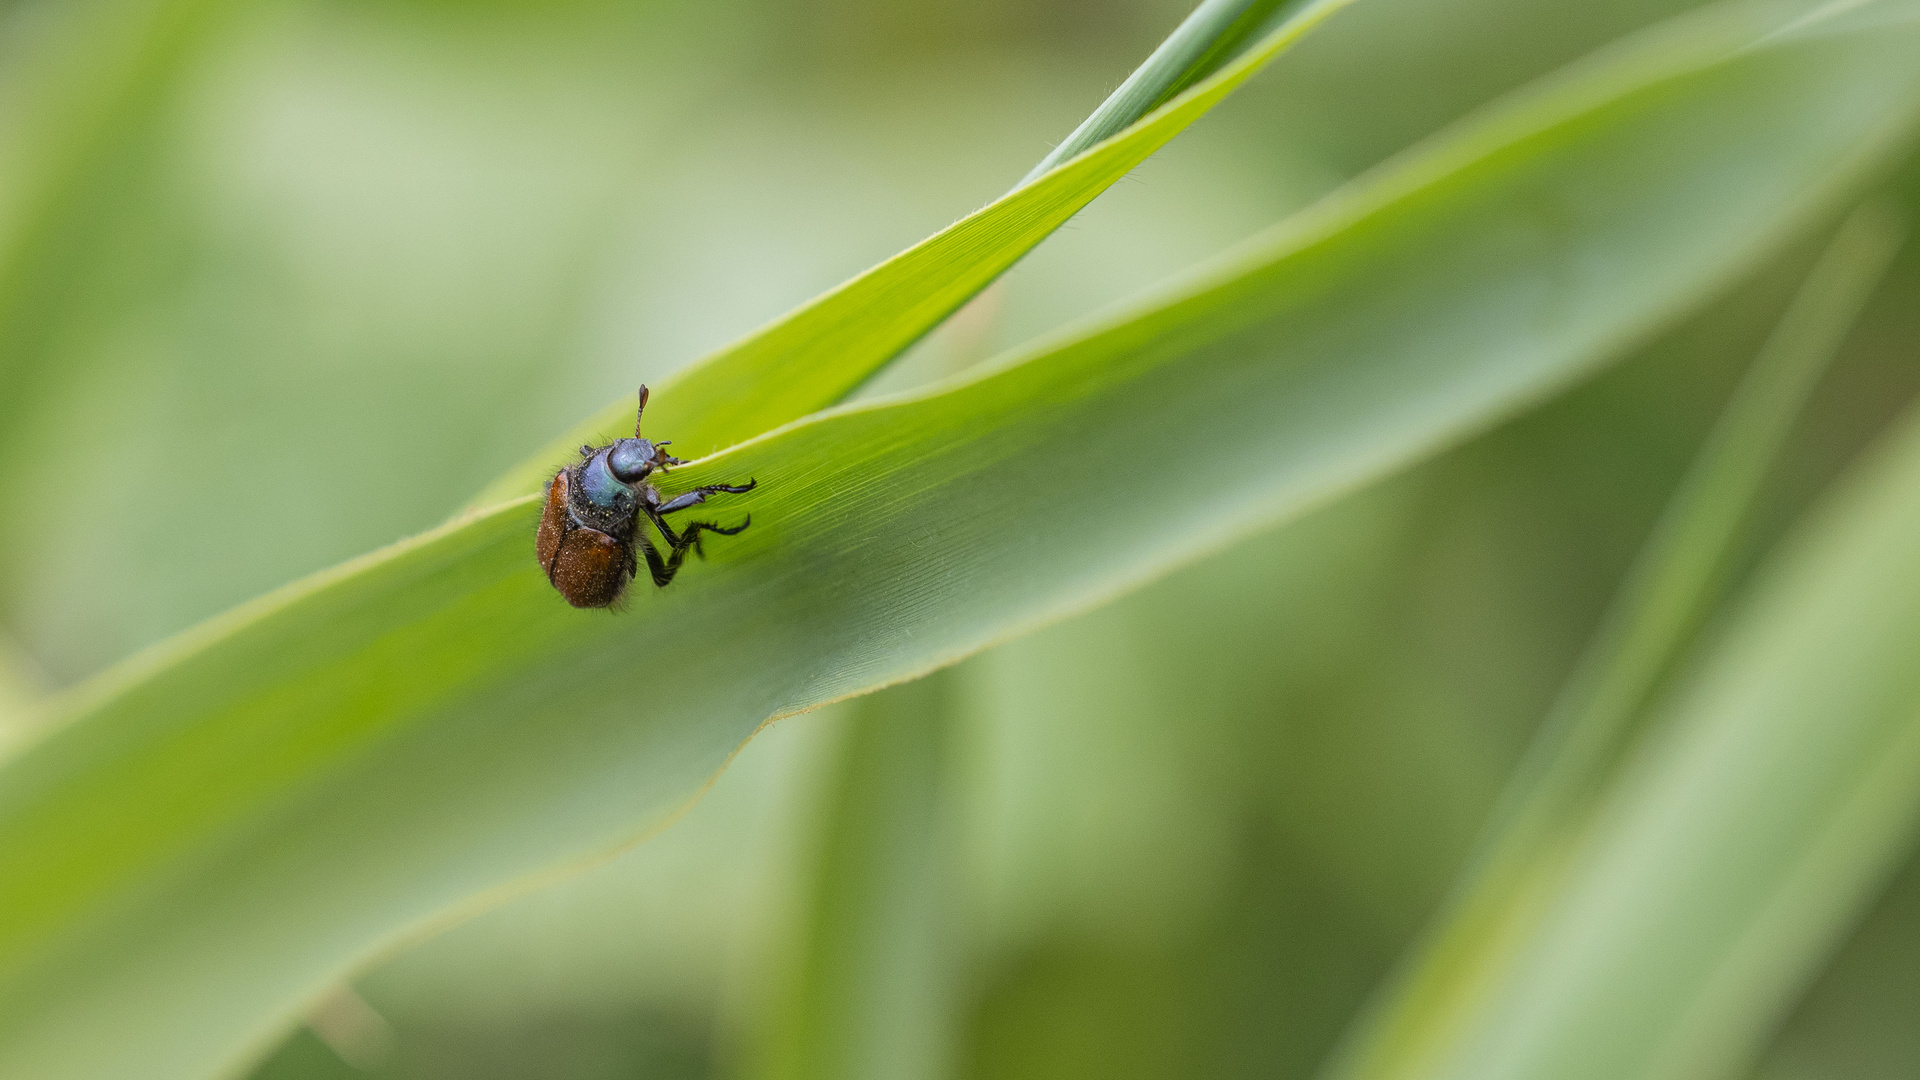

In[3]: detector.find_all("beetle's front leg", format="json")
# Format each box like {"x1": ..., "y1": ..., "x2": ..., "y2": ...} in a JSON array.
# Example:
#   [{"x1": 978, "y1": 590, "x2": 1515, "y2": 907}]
[{"x1": 656, "y1": 479, "x2": 757, "y2": 516}]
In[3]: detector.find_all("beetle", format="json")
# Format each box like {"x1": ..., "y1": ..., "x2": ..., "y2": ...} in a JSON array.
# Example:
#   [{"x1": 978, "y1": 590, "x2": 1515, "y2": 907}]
[{"x1": 536, "y1": 385, "x2": 756, "y2": 608}]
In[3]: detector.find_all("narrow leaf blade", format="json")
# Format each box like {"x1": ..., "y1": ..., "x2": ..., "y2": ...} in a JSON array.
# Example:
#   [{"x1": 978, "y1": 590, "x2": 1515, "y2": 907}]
[
  {"x1": 1433, "y1": 380, "x2": 1920, "y2": 1080},
  {"x1": 1325, "y1": 201, "x2": 1908, "y2": 1080},
  {"x1": 468, "y1": 0, "x2": 1359, "y2": 503}
]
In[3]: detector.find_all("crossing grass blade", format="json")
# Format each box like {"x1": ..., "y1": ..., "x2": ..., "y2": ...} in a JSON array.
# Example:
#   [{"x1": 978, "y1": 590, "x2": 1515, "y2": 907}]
[
  {"x1": 745, "y1": 673, "x2": 963, "y2": 1080},
  {"x1": 1017, "y1": 0, "x2": 1297, "y2": 187},
  {"x1": 1, "y1": 3, "x2": 1918, "y2": 1079},
  {"x1": 1418, "y1": 353, "x2": 1920, "y2": 1080},
  {"x1": 468, "y1": 0, "x2": 1359, "y2": 504},
  {"x1": 1320, "y1": 199, "x2": 1908, "y2": 1080}
]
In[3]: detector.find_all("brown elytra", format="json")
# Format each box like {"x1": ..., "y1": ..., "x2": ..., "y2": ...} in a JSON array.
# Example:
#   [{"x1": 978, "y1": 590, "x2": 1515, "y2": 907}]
[{"x1": 537, "y1": 471, "x2": 631, "y2": 608}]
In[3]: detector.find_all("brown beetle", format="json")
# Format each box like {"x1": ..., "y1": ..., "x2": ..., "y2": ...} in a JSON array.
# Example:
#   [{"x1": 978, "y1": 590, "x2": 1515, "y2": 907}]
[{"x1": 536, "y1": 386, "x2": 755, "y2": 607}]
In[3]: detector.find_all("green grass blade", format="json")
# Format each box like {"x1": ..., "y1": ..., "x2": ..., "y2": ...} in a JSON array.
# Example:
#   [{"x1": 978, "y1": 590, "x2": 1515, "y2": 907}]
[
  {"x1": 467, "y1": 0, "x2": 1359, "y2": 505},
  {"x1": 1424, "y1": 356, "x2": 1920, "y2": 1080},
  {"x1": 1017, "y1": 0, "x2": 1297, "y2": 187},
  {"x1": 1322, "y1": 201, "x2": 1908, "y2": 1080},
  {"x1": 2, "y1": 4, "x2": 1918, "y2": 1078},
  {"x1": 747, "y1": 674, "x2": 962, "y2": 1080}
]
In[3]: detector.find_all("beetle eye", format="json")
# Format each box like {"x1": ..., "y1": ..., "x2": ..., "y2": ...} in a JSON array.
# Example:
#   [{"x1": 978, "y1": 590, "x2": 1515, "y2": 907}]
[{"x1": 607, "y1": 440, "x2": 654, "y2": 482}]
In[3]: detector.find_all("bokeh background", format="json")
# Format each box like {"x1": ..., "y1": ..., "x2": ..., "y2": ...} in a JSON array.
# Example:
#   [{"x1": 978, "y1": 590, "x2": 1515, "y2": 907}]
[{"x1": 2, "y1": 0, "x2": 1917, "y2": 1077}]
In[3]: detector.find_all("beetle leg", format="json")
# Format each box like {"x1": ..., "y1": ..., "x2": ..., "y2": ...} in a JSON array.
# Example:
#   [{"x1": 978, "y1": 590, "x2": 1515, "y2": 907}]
[
  {"x1": 680, "y1": 517, "x2": 750, "y2": 560},
  {"x1": 636, "y1": 529, "x2": 712, "y2": 587},
  {"x1": 655, "y1": 478, "x2": 757, "y2": 516},
  {"x1": 635, "y1": 532, "x2": 677, "y2": 587},
  {"x1": 643, "y1": 502, "x2": 750, "y2": 549}
]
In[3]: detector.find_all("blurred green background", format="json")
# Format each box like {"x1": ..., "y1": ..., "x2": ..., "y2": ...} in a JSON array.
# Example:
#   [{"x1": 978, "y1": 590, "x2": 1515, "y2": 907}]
[{"x1": 3, "y1": 0, "x2": 1918, "y2": 1077}]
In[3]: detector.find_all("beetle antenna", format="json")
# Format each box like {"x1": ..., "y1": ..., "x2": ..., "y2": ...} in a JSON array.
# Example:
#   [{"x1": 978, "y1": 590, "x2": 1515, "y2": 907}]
[{"x1": 635, "y1": 385, "x2": 651, "y2": 436}]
